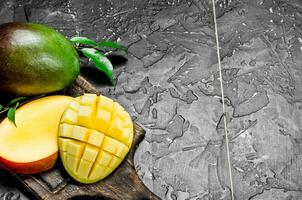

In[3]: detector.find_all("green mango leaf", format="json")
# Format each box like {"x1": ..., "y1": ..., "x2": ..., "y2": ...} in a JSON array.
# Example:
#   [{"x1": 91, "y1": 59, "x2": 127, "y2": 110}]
[
  {"x1": 0, "y1": 104, "x2": 3, "y2": 111},
  {"x1": 7, "y1": 107, "x2": 16, "y2": 126},
  {"x1": 8, "y1": 97, "x2": 28, "y2": 107},
  {"x1": 70, "y1": 37, "x2": 98, "y2": 46},
  {"x1": 80, "y1": 48, "x2": 114, "y2": 82},
  {"x1": 7, "y1": 102, "x2": 19, "y2": 127},
  {"x1": 97, "y1": 41, "x2": 128, "y2": 53}
]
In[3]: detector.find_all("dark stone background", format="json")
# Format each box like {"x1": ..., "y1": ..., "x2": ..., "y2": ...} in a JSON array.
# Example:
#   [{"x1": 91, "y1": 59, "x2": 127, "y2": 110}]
[{"x1": 0, "y1": 0, "x2": 302, "y2": 199}]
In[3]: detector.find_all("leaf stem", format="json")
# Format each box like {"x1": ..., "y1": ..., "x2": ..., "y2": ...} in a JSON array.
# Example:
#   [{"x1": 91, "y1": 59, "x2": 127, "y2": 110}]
[{"x1": 0, "y1": 94, "x2": 46, "y2": 116}]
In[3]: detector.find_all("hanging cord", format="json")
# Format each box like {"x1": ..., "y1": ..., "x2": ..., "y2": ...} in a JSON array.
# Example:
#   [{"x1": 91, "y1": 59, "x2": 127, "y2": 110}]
[{"x1": 211, "y1": 1, "x2": 235, "y2": 199}]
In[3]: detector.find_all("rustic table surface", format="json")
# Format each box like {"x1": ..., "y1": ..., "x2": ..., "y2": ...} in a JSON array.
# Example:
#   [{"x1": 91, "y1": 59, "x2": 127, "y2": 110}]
[{"x1": 0, "y1": 0, "x2": 302, "y2": 200}]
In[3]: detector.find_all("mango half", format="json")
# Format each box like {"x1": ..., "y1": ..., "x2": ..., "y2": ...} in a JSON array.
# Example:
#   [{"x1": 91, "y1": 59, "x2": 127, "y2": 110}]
[
  {"x1": 58, "y1": 94, "x2": 133, "y2": 183},
  {"x1": 0, "y1": 96, "x2": 72, "y2": 174}
]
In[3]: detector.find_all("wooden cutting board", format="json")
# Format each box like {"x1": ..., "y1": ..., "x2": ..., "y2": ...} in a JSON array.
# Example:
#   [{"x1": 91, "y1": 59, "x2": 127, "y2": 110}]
[{"x1": 10, "y1": 76, "x2": 159, "y2": 200}]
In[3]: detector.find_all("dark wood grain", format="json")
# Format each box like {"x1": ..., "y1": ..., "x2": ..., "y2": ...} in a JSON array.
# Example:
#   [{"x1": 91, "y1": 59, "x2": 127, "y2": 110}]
[{"x1": 13, "y1": 76, "x2": 159, "y2": 200}]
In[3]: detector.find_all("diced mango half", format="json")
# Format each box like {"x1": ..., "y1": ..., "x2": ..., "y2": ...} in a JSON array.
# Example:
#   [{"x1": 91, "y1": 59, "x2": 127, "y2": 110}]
[{"x1": 58, "y1": 94, "x2": 133, "y2": 183}]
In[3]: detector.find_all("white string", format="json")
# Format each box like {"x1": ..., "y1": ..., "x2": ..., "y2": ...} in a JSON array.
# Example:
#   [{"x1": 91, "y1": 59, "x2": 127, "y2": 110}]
[{"x1": 211, "y1": 1, "x2": 235, "y2": 199}]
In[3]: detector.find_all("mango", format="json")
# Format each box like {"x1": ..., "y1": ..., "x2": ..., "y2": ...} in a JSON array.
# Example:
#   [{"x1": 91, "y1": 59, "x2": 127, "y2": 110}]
[
  {"x1": 0, "y1": 96, "x2": 73, "y2": 174},
  {"x1": 58, "y1": 94, "x2": 133, "y2": 183},
  {"x1": 0, "y1": 22, "x2": 79, "y2": 96}
]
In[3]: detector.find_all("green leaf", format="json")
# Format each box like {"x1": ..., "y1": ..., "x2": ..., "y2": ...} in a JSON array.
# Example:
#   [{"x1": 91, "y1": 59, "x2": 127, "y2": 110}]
[
  {"x1": 80, "y1": 48, "x2": 114, "y2": 81},
  {"x1": 7, "y1": 102, "x2": 19, "y2": 127},
  {"x1": 0, "y1": 104, "x2": 3, "y2": 111},
  {"x1": 8, "y1": 97, "x2": 28, "y2": 107},
  {"x1": 70, "y1": 36, "x2": 98, "y2": 46},
  {"x1": 97, "y1": 41, "x2": 128, "y2": 53},
  {"x1": 7, "y1": 107, "x2": 16, "y2": 126}
]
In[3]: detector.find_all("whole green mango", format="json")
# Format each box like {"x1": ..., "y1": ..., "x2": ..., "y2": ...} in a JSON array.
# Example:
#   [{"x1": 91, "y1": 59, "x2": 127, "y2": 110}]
[{"x1": 0, "y1": 22, "x2": 79, "y2": 96}]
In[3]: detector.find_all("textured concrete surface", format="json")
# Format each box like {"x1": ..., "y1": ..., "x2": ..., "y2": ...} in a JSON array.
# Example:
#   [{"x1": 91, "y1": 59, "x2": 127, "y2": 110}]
[
  {"x1": 217, "y1": 1, "x2": 302, "y2": 199},
  {"x1": 0, "y1": 0, "x2": 301, "y2": 199}
]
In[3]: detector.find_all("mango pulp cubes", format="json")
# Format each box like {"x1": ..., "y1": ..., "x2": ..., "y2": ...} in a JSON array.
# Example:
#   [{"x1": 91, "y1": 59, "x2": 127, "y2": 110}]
[{"x1": 58, "y1": 94, "x2": 133, "y2": 183}]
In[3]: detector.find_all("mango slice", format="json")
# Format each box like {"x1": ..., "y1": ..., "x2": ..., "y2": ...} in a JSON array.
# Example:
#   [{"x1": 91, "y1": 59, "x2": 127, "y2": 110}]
[
  {"x1": 58, "y1": 94, "x2": 133, "y2": 183},
  {"x1": 0, "y1": 96, "x2": 72, "y2": 174}
]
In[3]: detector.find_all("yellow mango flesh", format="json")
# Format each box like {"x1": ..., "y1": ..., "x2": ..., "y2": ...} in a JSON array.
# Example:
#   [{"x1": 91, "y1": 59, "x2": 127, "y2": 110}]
[
  {"x1": 58, "y1": 94, "x2": 134, "y2": 183},
  {"x1": 0, "y1": 96, "x2": 72, "y2": 163}
]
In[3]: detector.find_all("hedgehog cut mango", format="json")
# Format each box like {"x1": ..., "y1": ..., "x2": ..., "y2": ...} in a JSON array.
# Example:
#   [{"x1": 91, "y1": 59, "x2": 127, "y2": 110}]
[{"x1": 58, "y1": 94, "x2": 133, "y2": 183}]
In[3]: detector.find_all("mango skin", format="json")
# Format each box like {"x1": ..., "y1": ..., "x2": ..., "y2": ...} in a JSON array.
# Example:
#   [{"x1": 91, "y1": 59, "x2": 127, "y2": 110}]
[
  {"x1": 0, "y1": 152, "x2": 57, "y2": 174},
  {"x1": 0, "y1": 22, "x2": 80, "y2": 96}
]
